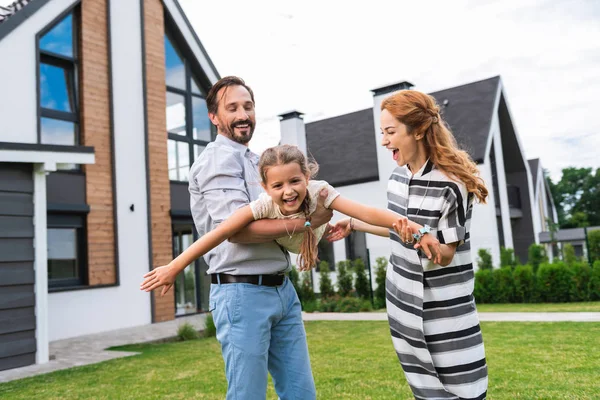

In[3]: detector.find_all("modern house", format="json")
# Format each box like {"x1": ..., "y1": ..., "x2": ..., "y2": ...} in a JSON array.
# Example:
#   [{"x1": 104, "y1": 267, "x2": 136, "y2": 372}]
[
  {"x1": 0, "y1": 0, "x2": 219, "y2": 371},
  {"x1": 279, "y1": 77, "x2": 559, "y2": 286}
]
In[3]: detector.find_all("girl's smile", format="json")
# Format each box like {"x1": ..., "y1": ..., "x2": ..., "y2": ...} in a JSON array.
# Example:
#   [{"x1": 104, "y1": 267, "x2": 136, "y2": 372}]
[{"x1": 262, "y1": 162, "x2": 309, "y2": 216}]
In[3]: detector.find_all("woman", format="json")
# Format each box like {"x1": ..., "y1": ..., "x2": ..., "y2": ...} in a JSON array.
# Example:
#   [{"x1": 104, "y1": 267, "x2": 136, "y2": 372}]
[{"x1": 328, "y1": 90, "x2": 489, "y2": 399}]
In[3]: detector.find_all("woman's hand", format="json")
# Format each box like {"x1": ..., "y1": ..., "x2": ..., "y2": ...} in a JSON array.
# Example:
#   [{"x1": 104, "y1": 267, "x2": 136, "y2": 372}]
[
  {"x1": 140, "y1": 264, "x2": 177, "y2": 296},
  {"x1": 326, "y1": 218, "x2": 353, "y2": 242},
  {"x1": 415, "y1": 234, "x2": 442, "y2": 264},
  {"x1": 392, "y1": 217, "x2": 412, "y2": 243},
  {"x1": 393, "y1": 217, "x2": 443, "y2": 264}
]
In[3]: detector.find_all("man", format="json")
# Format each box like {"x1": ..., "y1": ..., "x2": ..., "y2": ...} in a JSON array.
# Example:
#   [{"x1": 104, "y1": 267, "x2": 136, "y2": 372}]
[{"x1": 189, "y1": 76, "x2": 332, "y2": 399}]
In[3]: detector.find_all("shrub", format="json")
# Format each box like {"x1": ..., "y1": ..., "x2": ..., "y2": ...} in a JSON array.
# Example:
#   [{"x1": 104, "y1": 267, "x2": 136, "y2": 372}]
[
  {"x1": 289, "y1": 267, "x2": 300, "y2": 293},
  {"x1": 536, "y1": 262, "x2": 574, "y2": 302},
  {"x1": 302, "y1": 299, "x2": 318, "y2": 313},
  {"x1": 474, "y1": 269, "x2": 494, "y2": 303},
  {"x1": 318, "y1": 295, "x2": 340, "y2": 312},
  {"x1": 298, "y1": 271, "x2": 315, "y2": 304},
  {"x1": 492, "y1": 267, "x2": 514, "y2": 303},
  {"x1": 477, "y1": 248, "x2": 493, "y2": 271},
  {"x1": 318, "y1": 261, "x2": 335, "y2": 298},
  {"x1": 204, "y1": 313, "x2": 216, "y2": 338},
  {"x1": 570, "y1": 262, "x2": 592, "y2": 302},
  {"x1": 336, "y1": 297, "x2": 373, "y2": 313},
  {"x1": 590, "y1": 260, "x2": 600, "y2": 301},
  {"x1": 513, "y1": 264, "x2": 535, "y2": 303},
  {"x1": 500, "y1": 247, "x2": 517, "y2": 269},
  {"x1": 177, "y1": 322, "x2": 199, "y2": 341},
  {"x1": 528, "y1": 244, "x2": 547, "y2": 273},
  {"x1": 353, "y1": 258, "x2": 370, "y2": 300},
  {"x1": 374, "y1": 257, "x2": 388, "y2": 309},
  {"x1": 563, "y1": 244, "x2": 577, "y2": 267},
  {"x1": 589, "y1": 230, "x2": 600, "y2": 263},
  {"x1": 336, "y1": 260, "x2": 353, "y2": 297}
]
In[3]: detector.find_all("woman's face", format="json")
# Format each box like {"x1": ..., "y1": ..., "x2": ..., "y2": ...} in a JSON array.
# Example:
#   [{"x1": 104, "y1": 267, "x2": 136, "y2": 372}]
[{"x1": 380, "y1": 109, "x2": 418, "y2": 167}]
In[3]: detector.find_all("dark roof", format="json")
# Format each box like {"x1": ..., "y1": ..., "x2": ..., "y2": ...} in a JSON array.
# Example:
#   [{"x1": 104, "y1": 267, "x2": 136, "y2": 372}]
[
  {"x1": 539, "y1": 226, "x2": 600, "y2": 243},
  {"x1": 306, "y1": 109, "x2": 379, "y2": 187},
  {"x1": 307, "y1": 76, "x2": 502, "y2": 187},
  {"x1": 0, "y1": 0, "x2": 32, "y2": 24},
  {"x1": 528, "y1": 158, "x2": 540, "y2": 187},
  {"x1": 429, "y1": 76, "x2": 500, "y2": 163}
]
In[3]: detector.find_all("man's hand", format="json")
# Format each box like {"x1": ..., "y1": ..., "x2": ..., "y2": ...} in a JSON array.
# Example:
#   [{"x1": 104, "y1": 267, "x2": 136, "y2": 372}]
[
  {"x1": 311, "y1": 189, "x2": 333, "y2": 228},
  {"x1": 326, "y1": 218, "x2": 352, "y2": 242},
  {"x1": 140, "y1": 264, "x2": 177, "y2": 296}
]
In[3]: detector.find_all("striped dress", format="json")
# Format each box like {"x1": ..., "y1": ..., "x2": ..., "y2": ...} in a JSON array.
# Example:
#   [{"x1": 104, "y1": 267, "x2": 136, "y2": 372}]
[{"x1": 386, "y1": 159, "x2": 488, "y2": 400}]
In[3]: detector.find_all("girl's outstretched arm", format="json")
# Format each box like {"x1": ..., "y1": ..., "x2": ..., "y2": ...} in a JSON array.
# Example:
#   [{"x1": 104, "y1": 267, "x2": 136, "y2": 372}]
[
  {"x1": 329, "y1": 196, "x2": 415, "y2": 231},
  {"x1": 140, "y1": 206, "x2": 254, "y2": 295}
]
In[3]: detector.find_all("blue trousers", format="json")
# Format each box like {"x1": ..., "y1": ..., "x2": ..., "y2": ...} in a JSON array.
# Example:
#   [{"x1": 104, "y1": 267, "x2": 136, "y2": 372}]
[{"x1": 209, "y1": 277, "x2": 316, "y2": 399}]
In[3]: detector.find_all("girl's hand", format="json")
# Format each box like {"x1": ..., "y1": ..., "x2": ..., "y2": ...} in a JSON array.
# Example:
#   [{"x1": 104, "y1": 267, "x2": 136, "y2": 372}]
[
  {"x1": 415, "y1": 234, "x2": 442, "y2": 264},
  {"x1": 326, "y1": 218, "x2": 352, "y2": 242},
  {"x1": 392, "y1": 217, "x2": 413, "y2": 244},
  {"x1": 140, "y1": 264, "x2": 177, "y2": 296}
]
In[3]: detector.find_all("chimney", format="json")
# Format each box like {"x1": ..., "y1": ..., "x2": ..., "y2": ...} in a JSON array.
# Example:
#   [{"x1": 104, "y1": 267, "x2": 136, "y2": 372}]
[
  {"x1": 278, "y1": 110, "x2": 307, "y2": 155},
  {"x1": 370, "y1": 81, "x2": 415, "y2": 183}
]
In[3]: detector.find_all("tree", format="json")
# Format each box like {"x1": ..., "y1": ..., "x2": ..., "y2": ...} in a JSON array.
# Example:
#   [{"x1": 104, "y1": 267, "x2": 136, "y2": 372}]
[
  {"x1": 588, "y1": 230, "x2": 600, "y2": 263},
  {"x1": 318, "y1": 261, "x2": 335, "y2": 298},
  {"x1": 298, "y1": 271, "x2": 315, "y2": 304},
  {"x1": 374, "y1": 257, "x2": 388, "y2": 309},
  {"x1": 562, "y1": 243, "x2": 577, "y2": 267},
  {"x1": 547, "y1": 167, "x2": 600, "y2": 228},
  {"x1": 336, "y1": 260, "x2": 353, "y2": 297},
  {"x1": 353, "y1": 258, "x2": 370, "y2": 299},
  {"x1": 477, "y1": 248, "x2": 493, "y2": 271},
  {"x1": 528, "y1": 244, "x2": 547, "y2": 273},
  {"x1": 500, "y1": 247, "x2": 517, "y2": 269}
]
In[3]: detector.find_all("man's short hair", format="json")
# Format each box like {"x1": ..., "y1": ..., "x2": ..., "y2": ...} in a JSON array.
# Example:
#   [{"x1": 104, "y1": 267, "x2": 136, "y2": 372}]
[{"x1": 206, "y1": 76, "x2": 255, "y2": 115}]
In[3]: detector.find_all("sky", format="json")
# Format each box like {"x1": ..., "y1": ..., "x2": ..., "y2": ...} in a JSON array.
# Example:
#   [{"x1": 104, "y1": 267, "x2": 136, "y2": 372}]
[
  {"x1": 2, "y1": 0, "x2": 597, "y2": 181},
  {"x1": 176, "y1": 0, "x2": 600, "y2": 182}
]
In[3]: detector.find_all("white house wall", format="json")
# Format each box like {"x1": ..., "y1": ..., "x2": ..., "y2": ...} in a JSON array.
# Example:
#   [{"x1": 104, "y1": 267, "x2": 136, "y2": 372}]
[
  {"x1": 0, "y1": 0, "x2": 79, "y2": 144},
  {"x1": 470, "y1": 162, "x2": 501, "y2": 267},
  {"x1": 48, "y1": 0, "x2": 151, "y2": 341},
  {"x1": 490, "y1": 116, "x2": 514, "y2": 250}
]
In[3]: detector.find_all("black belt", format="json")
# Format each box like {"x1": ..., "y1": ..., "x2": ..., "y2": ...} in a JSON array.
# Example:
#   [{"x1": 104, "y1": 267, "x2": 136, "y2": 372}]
[{"x1": 211, "y1": 273, "x2": 285, "y2": 287}]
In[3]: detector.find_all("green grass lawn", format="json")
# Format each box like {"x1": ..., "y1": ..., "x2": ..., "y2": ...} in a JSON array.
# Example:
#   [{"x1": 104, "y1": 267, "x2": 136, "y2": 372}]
[
  {"x1": 475, "y1": 301, "x2": 600, "y2": 312},
  {"x1": 1, "y1": 321, "x2": 599, "y2": 399}
]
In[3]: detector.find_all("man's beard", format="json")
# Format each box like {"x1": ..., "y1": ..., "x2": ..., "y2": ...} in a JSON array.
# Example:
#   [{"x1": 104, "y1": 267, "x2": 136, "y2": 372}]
[{"x1": 222, "y1": 119, "x2": 255, "y2": 144}]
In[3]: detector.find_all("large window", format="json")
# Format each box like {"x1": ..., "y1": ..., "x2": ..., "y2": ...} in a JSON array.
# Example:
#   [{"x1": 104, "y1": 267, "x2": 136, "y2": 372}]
[
  {"x1": 38, "y1": 12, "x2": 79, "y2": 149},
  {"x1": 346, "y1": 231, "x2": 368, "y2": 267},
  {"x1": 172, "y1": 224, "x2": 209, "y2": 315},
  {"x1": 165, "y1": 33, "x2": 212, "y2": 182},
  {"x1": 47, "y1": 214, "x2": 87, "y2": 288}
]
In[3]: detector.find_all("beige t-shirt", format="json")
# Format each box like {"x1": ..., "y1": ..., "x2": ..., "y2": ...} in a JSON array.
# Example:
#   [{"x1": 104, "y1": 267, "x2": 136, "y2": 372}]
[{"x1": 249, "y1": 180, "x2": 340, "y2": 254}]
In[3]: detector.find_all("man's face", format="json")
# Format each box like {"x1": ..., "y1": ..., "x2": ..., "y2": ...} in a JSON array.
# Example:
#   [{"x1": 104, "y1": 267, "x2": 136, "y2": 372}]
[{"x1": 209, "y1": 85, "x2": 256, "y2": 145}]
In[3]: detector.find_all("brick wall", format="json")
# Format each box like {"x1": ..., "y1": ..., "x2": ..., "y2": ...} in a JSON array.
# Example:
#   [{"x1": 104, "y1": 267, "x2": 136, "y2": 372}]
[
  {"x1": 143, "y1": 0, "x2": 174, "y2": 322},
  {"x1": 80, "y1": 0, "x2": 116, "y2": 285}
]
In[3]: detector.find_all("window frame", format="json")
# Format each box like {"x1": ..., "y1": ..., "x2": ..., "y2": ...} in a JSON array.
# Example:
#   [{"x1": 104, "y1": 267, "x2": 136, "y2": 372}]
[
  {"x1": 47, "y1": 213, "x2": 88, "y2": 290},
  {"x1": 165, "y1": 32, "x2": 215, "y2": 182},
  {"x1": 36, "y1": 9, "x2": 80, "y2": 147}
]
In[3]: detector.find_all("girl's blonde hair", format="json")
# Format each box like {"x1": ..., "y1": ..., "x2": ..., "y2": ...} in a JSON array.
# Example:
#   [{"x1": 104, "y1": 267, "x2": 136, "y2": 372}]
[
  {"x1": 259, "y1": 145, "x2": 320, "y2": 271},
  {"x1": 381, "y1": 90, "x2": 488, "y2": 203}
]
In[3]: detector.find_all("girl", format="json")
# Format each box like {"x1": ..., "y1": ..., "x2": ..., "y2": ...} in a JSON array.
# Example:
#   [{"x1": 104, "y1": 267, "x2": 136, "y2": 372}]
[
  {"x1": 328, "y1": 90, "x2": 489, "y2": 399},
  {"x1": 140, "y1": 144, "x2": 440, "y2": 295}
]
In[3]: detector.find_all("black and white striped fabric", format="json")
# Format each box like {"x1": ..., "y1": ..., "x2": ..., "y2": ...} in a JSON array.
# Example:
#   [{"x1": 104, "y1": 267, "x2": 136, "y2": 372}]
[{"x1": 386, "y1": 159, "x2": 488, "y2": 400}]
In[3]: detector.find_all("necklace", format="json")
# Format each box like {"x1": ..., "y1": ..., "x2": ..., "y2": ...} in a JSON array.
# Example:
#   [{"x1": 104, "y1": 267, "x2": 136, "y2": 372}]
[
  {"x1": 413, "y1": 176, "x2": 431, "y2": 217},
  {"x1": 284, "y1": 221, "x2": 297, "y2": 239}
]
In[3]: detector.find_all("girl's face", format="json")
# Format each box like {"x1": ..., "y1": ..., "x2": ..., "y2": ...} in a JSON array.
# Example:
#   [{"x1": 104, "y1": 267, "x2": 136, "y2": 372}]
[
  {"x1": 262, "y1": 162, "x2": 310, "y2": 216},
  {"x1": 380, "y1": 109, "x2": 419, "y2": 167}
]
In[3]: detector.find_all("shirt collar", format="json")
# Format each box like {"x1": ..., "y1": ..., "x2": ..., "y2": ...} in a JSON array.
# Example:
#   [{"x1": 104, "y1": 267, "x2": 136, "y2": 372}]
[
  {"x1": 215, "y1": 134, "x2": 259, "y2": 162},
  {"x1": 409, "y1": 159, "x2": 434, "y2": 178}
]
